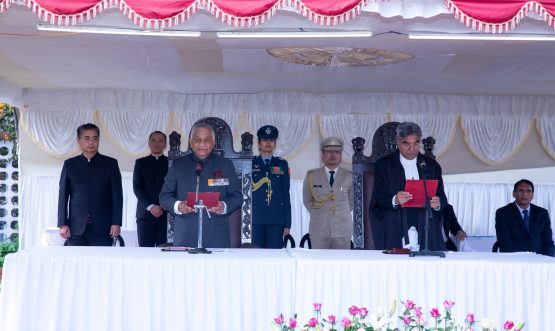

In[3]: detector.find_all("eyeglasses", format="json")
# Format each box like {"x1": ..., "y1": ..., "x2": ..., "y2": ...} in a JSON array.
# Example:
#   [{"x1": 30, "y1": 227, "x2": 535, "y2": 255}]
[{"x1": 79, "y1": 137, "x2": 99, "y2": 142}]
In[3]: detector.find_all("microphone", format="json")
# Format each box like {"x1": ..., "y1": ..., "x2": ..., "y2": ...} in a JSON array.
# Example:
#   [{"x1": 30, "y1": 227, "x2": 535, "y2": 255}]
[{"x1": 195, "y1": 162, "x2": 203, "y2": 176}]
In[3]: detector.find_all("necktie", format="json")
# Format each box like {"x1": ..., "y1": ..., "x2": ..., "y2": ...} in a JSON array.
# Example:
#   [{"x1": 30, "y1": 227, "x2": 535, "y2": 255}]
[
  {"x1": 523, "y1": 209, "x2": 529, "y2": 231},
  {"x1": 329, "y1": 170, "x2": 335, "y2": 187},
  {"x1": 264, "y1": 159, "x2": 270, "y2": 167}
]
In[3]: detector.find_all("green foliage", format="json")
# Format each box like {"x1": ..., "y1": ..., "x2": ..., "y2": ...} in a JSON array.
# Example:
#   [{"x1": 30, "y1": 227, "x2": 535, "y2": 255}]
[
  {"x1": 0, "y1": 102, "x2": 18, "y2": 161},
  {"x1": 0, "y1": 236, "x2": 19, "y2": 268}
]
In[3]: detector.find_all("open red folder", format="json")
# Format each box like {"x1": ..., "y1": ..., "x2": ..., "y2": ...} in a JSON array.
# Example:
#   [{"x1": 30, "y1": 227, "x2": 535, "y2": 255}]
[
  {"x1": 186, "y1": 192, "x2": 220, "y2": 209},
  {"x1": 401, "y1": 179, "x2": 438, "y2": 208}
]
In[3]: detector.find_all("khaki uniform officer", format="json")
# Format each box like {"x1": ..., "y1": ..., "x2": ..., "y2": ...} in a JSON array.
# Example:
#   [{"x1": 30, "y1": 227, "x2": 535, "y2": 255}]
[{"x1": 302, "y1": 137, "x2": 353, "y2": 249}]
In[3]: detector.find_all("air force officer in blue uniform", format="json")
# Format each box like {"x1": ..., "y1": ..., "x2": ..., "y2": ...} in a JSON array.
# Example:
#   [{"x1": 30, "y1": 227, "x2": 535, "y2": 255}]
[{"x1": 252, "y1": 125, "x2": 292, "y2": 248}]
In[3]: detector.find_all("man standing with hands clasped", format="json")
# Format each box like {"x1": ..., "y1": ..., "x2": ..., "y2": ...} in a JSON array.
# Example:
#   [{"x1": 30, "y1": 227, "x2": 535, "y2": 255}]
[
  {"x1": 58, "y1": 123, "x2": 123, "y2": 246},
  {"x1": 159, "y1": 123, "x2": 242, "y2": 248},
  {"x1": 303, "y1": 137, "x2": 353, "y2": 249},
  {"x1": 252, "y1": 125, "x2": 292, "y2": 248},
  {"x1": 133, "y1": 131, "x2": 169, "y2": 247}
]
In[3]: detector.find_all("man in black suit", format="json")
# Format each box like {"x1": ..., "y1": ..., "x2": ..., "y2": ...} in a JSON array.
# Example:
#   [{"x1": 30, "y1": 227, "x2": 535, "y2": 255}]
[
  {"x1": 372, "y1": 122, "x2": 447, "y2": 251},
  {"x1": 442, "y1": 204, "x2": 466, "y2": 251},
  {"x1": 252, "y1": 125, "x2": 291, "y2": 248},
  {"x1": 58, "y1": 123, "x2": 123, "y2": 246},
  {"x1": 495, "y1": 179, "x2": 555, "y2": 257},
  {"x1": 159, "y1": 123, "x2": 242, "y2": 248},
  {"x1": 133, "y1": 131, "x2": 169, "y2": 247}
]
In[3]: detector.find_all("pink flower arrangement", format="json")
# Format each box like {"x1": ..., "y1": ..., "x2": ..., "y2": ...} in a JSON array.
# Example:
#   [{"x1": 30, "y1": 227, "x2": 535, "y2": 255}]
[
  {"x1": 272, "y1": 300, "x2": 525, "y2": 331},
  {"x1": 443, "y1": 300, "x2": 455, "y2": 309}
]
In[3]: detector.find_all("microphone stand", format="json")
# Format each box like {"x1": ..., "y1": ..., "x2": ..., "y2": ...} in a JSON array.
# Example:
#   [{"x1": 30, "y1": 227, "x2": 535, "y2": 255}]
[
  {"x1": 410, "y1": 164, "x2": 445, "y2": 258},
  {"x1": 189, "y1": 167, "x2": 211, "y2": 254}
]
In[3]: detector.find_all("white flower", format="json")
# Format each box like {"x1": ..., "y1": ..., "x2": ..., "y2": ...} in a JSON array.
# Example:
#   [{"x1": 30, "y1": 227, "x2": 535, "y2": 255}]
[
  {"x1": 368, "y1": 314, "x2": 392, "y2": 330},
  {"x1": 376, "y1": 300, "x2": 384, "y2": 318},
  {"x1": 482, "y1": 318, "x2": 492, "y2": 329}
]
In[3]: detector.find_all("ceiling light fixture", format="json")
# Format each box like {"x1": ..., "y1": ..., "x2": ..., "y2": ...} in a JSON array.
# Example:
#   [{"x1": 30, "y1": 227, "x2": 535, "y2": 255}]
[
  {"x1": 36, "y1": 24, "x2": 201, "y2": 37},
  {"x1": 409, "y1": 33, "x2": 555, "y2": 41},
  {"x1": 217, "y1": 31, "x2": 372, "y2": 39}
]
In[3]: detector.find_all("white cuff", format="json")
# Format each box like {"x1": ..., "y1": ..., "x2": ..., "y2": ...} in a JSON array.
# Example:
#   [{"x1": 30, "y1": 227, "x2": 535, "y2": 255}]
[
  {"x1": 392, "y1": 195, "x2": 398, "y2": 207},
  {"x1": 222, "y1": 201, "x2": 227, "y2": 214},
  {"x1": 146, "y1": 204, "x2": 155, "y2": 211},
  {"x1": 173, "y1": 201, "x2": 182, "y2": 215}
]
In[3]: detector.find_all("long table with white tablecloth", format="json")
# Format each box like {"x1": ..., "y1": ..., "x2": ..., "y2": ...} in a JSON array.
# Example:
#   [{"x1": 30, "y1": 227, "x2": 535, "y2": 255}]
[{"x1": 0, "y1": 247, "x2": 553, "y2": 330}]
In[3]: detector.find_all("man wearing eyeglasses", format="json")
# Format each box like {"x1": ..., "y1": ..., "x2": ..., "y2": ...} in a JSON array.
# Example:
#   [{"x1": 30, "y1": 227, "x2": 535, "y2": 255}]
[
  {"x1": 495, "y1": 179, "x2": 554, "y2": 256},
  {"x1": 372, "y1": 122, "x2": 447, "y2": 251},
  {"x1": 58, "y1": 123, "x2": 123, "y2": 246}
]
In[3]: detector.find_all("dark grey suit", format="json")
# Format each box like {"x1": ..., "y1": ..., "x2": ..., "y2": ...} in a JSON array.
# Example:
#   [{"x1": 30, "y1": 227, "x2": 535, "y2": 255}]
[
  {"x1": 159, "y1": 153, "x2": 242, "y2": 248},
  {"x1": 495, "y1": 202, "x2": 555, "y2": 257},
  {"x1": 57, "y1": 153, "x2": 123, "y2": 246}
]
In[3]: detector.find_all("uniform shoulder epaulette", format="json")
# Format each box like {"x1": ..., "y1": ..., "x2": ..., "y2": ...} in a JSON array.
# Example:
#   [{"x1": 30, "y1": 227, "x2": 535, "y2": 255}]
[{"x1": 307, "y1": 168, "x2": 320, "y2": 174}]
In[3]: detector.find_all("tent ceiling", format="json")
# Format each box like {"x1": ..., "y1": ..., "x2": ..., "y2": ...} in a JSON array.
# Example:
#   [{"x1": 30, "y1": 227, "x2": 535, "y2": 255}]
[{"x1": 1, "y1": 3, "x2": 555, "y2": 96}]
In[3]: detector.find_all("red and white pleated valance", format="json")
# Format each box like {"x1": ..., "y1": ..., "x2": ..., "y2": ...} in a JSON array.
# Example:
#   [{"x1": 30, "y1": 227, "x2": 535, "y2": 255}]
[
  {"x1": 0, "y1": 0, "x2": 376, "y2": 28},
  {"x1": 446, "y1": 0, "x2": 555, "y2": 33}
]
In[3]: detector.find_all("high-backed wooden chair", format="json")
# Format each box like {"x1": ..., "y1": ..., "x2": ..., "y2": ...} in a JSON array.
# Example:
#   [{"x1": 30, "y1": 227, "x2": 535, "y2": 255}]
[
  {"x1": 351, "y1": 122, "x2": 436, "y2": 250},
  {"x1": 167, "y1": 117, "x2": 253, "y2": 248}
]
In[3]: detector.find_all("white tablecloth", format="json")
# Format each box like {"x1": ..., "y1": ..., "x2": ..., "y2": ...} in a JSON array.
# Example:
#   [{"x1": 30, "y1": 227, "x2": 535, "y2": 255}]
[
  {"x1": 41, "y1": 227, "x2": 139, "y2": 247},
  {"x1": 0, "y1": 247, "x2": 296, "y2": 331},
  {"x1": 1, "y1": 248, "x2": 554, "y2": 330},
  {"x1": 291, "y1": 250, "x2": 555, "y2": 331}
]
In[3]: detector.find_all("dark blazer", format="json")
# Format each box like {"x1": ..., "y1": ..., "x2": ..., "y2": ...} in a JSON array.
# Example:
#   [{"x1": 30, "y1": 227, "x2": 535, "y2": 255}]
[
  {"x1": 372, "y1": 151, "x2": 447, "y2": 251},
  {"x1": 133, "y1": 155, "x2": 168, "y2": 220},
  {"x1": 251, "y1": 155, "x2": 291, "y2": 228},
  {"x1": 495, "y1": 202, "x2": 555, "y2": 257},
  {"x1": 442, "y1": 204, "x2": 463, "y2": 251},
  {"x1": 159, "y1": 153, "x2": 242, "y2": 248},
  {"x1": 57, "y1": 153, "x2": 123, "y2": 236}
]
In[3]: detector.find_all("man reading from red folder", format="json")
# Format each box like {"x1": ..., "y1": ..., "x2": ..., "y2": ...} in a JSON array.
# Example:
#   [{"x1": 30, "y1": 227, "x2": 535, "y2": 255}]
[
  {"x1": 159, "y1": 123, "x2": 242, "y2": 248},
  {"x1": 372, "y1": 122, "x2": 447, "y2": 251}
]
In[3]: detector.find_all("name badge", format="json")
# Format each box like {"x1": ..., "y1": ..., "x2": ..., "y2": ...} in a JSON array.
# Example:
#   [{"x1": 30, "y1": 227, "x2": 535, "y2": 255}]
[
  {"x1": 252, "y1": 168, "x2": 261, "y2": 173},
  {"x1": 208, "y1": 178, "x2": 230, "y2": 186},
  {"x1": 313, "y1": 185, "x2": 322, "y2": 188}
]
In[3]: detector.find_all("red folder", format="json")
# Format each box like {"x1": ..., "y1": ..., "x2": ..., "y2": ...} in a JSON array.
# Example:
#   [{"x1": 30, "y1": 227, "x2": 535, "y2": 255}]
[
  {"x1": 186, "y1": 192, "x2": 220, "y2": 209},
  {"x1": 401, "y1": 179, "x2": 438, "y2": 208}
]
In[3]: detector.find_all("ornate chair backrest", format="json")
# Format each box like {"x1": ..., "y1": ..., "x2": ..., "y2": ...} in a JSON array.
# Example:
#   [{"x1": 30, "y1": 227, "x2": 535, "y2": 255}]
[{"x1": 167, "y1": 117, "x2": 253, "y2": 248}]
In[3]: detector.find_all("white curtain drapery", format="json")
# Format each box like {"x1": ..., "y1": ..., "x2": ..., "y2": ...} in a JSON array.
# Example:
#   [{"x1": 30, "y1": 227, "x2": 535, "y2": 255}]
[
  {"x1": 20, "y1": 89, "x2": 555, "y2": 162},
  {"x1": 461, "y1": 115, "x2": 533, "y2": 164},
  {"x1": 537, "y1": 117, "x2": 555, "y2": 159},
  {"x1": 100, "y1": 111, "x2": 171, "y2": 154},
  {"x1": 247, "y1": 112, "x2": 315, "y2": 158},
  {"x1": 391, "y1": 114, "x2": 457, "y2": 156},
  {"x1": 21, "y1": 109, "x2": 93, "y2": 156},
  {"x1": 320, "y1": 113, "x2": 386, "y2": 160}
]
